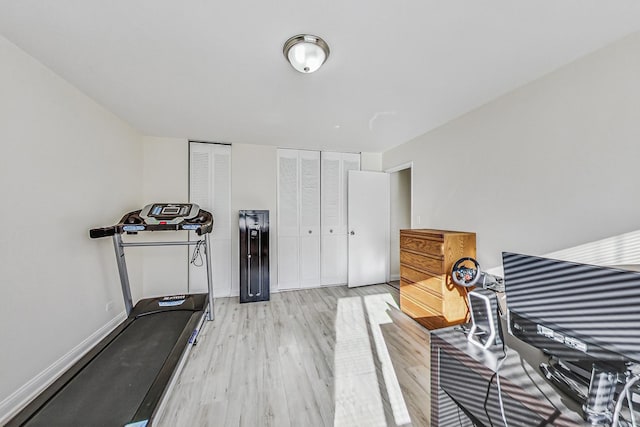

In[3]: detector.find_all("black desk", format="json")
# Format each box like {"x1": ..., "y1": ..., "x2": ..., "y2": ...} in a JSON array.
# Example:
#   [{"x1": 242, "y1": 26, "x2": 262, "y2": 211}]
[{"x1": 430, "y1": 326, "x2": 589, "y2": 426}]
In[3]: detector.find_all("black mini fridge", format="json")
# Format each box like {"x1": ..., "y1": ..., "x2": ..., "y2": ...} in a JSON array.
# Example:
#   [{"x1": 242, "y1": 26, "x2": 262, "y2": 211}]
[{"x1": 239, "y1": 210, "x2": 270, "y2": 303}]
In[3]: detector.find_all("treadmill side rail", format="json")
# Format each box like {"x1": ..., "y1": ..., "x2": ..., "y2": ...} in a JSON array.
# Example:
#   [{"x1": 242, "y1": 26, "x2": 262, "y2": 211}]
[
  {"x1": 113, "y1": 233, "x2": 134, "y2": 316},
  {"x1": 204, "y1": 233, "x2": 215, "y2": 320}
]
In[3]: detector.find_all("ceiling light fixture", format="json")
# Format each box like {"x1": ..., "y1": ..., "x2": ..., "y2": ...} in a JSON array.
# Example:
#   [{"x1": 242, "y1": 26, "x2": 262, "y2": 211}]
[{"x1": 283, "y1": 34, "x2": 330, "y2": 73}]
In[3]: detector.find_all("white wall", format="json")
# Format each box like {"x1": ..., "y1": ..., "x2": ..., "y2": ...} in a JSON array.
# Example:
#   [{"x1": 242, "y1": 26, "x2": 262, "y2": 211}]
[
  {"x1": 141, "y1": 137, "x2": 189, "y2": 297},
  {"x1": 231, "y1": 144, "x2": 278, "y2": 295},
  {"x1": 137, "y1": 141, "x2": 278, "y2": 297},
  {"x1": 361, "y1": 152, "x2": 382, "y2": 171},
  {"x1": 382, "y1": 32, "x2": 640, "y2": 269},
  {"x1": 0, "y1": 35, "x2": 143, "y2": 414}
]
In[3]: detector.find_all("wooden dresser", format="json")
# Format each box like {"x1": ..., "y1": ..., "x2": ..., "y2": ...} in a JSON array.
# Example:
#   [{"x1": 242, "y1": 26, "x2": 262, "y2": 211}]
[{"x1": 399, "y1": 229, "x2": 476, "y2": 330}]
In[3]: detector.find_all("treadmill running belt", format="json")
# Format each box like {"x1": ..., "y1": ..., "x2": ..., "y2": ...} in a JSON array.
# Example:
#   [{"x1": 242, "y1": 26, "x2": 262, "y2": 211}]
[{"x1": 25, "y1": 310, "x2": 194, "y2": 427}]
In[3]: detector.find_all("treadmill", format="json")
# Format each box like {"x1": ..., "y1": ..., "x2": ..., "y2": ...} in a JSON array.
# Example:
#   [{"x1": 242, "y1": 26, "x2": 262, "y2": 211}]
[{"x1": 8, "y1": 203, "x2": 215, "y2": 427}]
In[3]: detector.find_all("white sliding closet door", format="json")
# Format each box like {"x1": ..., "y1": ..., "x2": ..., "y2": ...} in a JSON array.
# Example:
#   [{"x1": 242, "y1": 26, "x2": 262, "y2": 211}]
[
  {"x1": 321, "y1": 152, "x2": 360, "y2": 285},
  {"x1": 189, "y1": 142, "x2": 232, "y2": 297},
  {"x1": 277, "y1": 149, "x2": 321, "y2": 290}
]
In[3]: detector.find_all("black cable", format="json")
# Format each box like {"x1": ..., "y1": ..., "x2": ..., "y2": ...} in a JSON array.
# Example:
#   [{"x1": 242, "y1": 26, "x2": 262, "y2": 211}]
[
  {"x1": 483, "y1": 370, "x2": 497, "y2": 427},
  {"x1": 482, "y1": 300, "x2": 509, "y2": 427},
  {"x1": 190, "y1": 240, "x2": 205, "y2": 267},
  {"x1": 461, "y1": 286, "x2": 471, "y2": 321},
  {"x1": 495, "y1": 303, "x2": 509, "y2": 427},
  {"x1": 495, "y1": 364, "x2": 509, "y2": 427}
]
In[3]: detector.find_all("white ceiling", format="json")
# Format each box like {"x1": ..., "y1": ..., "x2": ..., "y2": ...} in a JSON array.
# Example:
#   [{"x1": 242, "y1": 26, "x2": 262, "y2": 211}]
[{"x1": 1, "y1": 1, "x2": 640, "y2": 153}]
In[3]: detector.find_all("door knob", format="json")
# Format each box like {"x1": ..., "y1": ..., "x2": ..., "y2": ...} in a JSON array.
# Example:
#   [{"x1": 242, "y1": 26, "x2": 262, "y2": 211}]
[{"x1": 350, "y1": 231, "x2": 355, "y2": 235}]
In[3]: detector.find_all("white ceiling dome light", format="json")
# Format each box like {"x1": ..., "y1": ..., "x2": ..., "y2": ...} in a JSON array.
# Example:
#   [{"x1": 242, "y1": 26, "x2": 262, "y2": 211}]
[{"x1": 283, "y1": 34, "x2": 330, "y2": 73}]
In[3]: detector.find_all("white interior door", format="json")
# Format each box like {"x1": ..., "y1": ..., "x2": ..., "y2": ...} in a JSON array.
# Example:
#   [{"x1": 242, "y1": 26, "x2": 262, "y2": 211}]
[{"x1": 348, "y1": 171, "x2": 390, "y2": 287}]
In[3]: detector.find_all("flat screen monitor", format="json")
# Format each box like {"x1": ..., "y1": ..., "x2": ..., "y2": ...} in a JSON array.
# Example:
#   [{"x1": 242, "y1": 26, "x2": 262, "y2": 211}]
[{"x1": 503, "y1": 252, "x2": 640, "y2": 364}]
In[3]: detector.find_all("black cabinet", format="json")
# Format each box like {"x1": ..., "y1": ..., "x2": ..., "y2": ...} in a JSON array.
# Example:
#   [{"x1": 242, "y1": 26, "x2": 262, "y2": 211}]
[{"x1": 239, "y1": 210, "x2": 269, "y2": 303}]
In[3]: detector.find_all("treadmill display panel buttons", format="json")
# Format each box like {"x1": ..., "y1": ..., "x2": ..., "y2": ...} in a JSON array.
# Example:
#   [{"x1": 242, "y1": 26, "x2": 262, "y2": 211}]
[{"x1": 182, "y1": 224, "x2": 201, "y2": 230}]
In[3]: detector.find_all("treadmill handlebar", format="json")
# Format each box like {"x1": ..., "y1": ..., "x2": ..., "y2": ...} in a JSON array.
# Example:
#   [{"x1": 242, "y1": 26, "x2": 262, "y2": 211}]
[
  {"x1": 89, "y1": 226, "x2": 116, "y2": 239},
  {"x1": 89, "y1": 208, "x2": 214, "y2": 238}
]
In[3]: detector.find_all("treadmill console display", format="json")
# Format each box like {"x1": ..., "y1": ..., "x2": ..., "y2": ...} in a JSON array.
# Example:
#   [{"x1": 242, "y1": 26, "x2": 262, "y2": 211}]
[
  {"x1": 89, "y1": 203, "x2": 214, "y2": 238},
  {"x1": 159, "y1": 206, "x2": 179, "y2": 215},
  {"x1": 140, "y1": 203, "x2": 199, "y2": 225}
]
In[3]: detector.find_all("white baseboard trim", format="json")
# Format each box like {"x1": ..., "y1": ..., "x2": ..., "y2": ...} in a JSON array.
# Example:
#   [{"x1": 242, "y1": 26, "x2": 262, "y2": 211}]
[
  {"x1": 388, "y1": 274, "x2": 400, "y2": 281},
  {"x1": 0, "y1": 312, "x2": 127, "y2": 424},
  {"x1": 320, "y1": 282, "x2": 347, "y2": 288}
]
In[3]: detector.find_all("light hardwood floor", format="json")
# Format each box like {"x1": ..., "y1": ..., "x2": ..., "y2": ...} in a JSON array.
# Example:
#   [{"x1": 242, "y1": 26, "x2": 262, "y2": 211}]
[{"x1": 157, "y1": 284, "x2": 431, "y2": 427}]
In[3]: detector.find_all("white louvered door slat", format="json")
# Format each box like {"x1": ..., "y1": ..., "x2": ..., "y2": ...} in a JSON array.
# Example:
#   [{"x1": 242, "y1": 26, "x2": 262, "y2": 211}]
[
  {"x1": 190, "y1": 151, "x2": 212, "y2": 209},
  {"x1": 277, "y1": 149, "x2": 300, "y2": 290},
  {"x1": 278, "y1": 149, "x2": 356, "y2": 290},
  {"x1": 341, "y1": 153, "x2": 361, "y2": 235},
  {"x1": 321, "y1": 152, "x2": 360, "y2": 285},
  {"x1": 299, "y1": 150, "x2": 320, "y2": 288},
  {"x1": 210, "y1": 147, "x2": 232, "y2": 296},
  {"x1": 277, "y1": 149, "x2": 300, "y2": 237},
  {"x1": 321, "y1": 152, "x2": 341, "y2": 286},
  {"x1": 212, "y1": 151, "x2": 231, "y2": 240},
  {"x1": 189, "y1": 142, "x2": 232, "y2": 297},
  {"x1": 321, "y1": 153, "x2": 341, "y2": 235}
]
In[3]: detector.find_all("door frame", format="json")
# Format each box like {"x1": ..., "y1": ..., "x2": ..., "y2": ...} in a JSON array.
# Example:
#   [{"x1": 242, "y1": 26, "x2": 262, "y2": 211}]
[
  {"x1": 385, "y1": 162, "x2": 413, "y2": 283},
  {"x1": 385, "y1": 161, "x2": 413, "y2": 228}
]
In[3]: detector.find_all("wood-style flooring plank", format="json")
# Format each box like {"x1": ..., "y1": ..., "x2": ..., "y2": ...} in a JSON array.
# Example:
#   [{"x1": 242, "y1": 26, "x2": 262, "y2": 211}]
[{"x1": 157, "y1": 284, "x2": 431, "y2": 427}]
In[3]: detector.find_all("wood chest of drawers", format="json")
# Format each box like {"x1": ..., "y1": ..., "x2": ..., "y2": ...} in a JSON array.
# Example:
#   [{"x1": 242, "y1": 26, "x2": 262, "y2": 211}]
[{"x1": 399, "y1": 229, "x2": 476, "y2": 330}]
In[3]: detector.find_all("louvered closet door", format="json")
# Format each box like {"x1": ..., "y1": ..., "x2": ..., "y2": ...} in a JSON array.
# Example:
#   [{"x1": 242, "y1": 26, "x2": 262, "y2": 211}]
[
  {"x1": 277, "y1": 149, "x2": 321, "y2": 290},
  {"x1": 189, "y1": 142, "x2": 232, "y2": 297},
  {"x1": 277, "y1": 149, "x2": 300, "y2": 290},
  {"x1": 321, "y1": 152, "x2": 360, "y2": 285},
  {"x1": 298, "y1": 150, "x2": 321, "y2": 288}
]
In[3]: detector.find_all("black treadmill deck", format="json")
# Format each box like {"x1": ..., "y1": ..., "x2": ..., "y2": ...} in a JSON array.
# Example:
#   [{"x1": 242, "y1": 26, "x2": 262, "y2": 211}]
[{"x1": 9, "y1": 294, "x2": 207, "y2": 427}]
